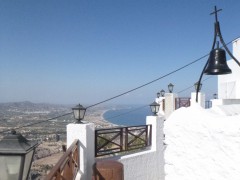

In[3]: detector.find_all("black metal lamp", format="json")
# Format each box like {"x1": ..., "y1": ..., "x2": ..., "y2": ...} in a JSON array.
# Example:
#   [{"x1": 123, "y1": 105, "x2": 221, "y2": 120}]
[
  {"x1": 213, "y1": 93, "x2": 218, "y2": 99},
  {"x1": 168, "y1": 83, "x2": 174, "y2": 93},
  {"x1": 72, "y1": 104, "x2": 86, "y2": 123},
  {"x1": 0, "y1": 130, "x2": 38, "y2": 180},
  {"x1": 157, "y1": 92, "x2": 160, "y2": 98},
  {"x1": 160, "y1": 89, "x2": 165, "y2": 97},
  {"x1": 194, "y1": 82, "x2": 202, "y2": 91},
  {"x1": 196, "y1": 6, "x2": 240, "y2": 102},
  {"x1": 150, "y1": 101, "x2": 160, "y2": 115}
]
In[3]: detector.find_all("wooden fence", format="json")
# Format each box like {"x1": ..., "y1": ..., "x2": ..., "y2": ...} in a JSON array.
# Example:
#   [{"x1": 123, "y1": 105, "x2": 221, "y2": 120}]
[
  {"x1": 175, "y1": 97, "x2": 191, "y2": 109},
  {"x1": 95, "y1": 125, "x2": 152, "y2": 157},
  {"x1": 45, "y1": 139, "x2": 79, "y2": 180}
]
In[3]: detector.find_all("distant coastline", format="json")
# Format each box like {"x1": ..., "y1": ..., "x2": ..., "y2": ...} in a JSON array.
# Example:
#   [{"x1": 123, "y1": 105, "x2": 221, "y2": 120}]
[
  {"x1": 103, "y1": 106, "x2": 151, "y2": 126},
  {"x1": 99, "y1": 109, "x2": 119, "y2": 127},
  {"x1": 0, "y1": 101, "x2": 150, "y2": 128}
]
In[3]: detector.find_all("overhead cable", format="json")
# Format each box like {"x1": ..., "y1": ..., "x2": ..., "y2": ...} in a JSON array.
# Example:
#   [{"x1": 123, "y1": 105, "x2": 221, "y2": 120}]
[
  {"x1": 0, "y1": 112, "x2": 72, "y2": 134},
  {"x1": 86, "y1": 36, "x2": 239, "y2": 109},
  {"x1": 103, "y1": 76, "x2": 213, "y2": 121},
  {"x1": 1, "y1": 36, "x2": 238, "y2": 133}
]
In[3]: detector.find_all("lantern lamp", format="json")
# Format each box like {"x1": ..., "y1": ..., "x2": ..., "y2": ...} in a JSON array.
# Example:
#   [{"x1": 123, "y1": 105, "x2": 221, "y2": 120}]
[
  {"x1": 160, "y1": 89, "x2": 165, "y2": 97},
  {"x1": 150, "y1": 101, "x2": 160, "y2": 116},
  {"x1": 168, "y1": 83, "x2": 174, "y2": 93},
  {"x1": 0, "y1": 130, "x2": 38, "y2": 180},
  {"x1": 213, "y1": 93, "x2": 218, "y2": 99},
  {"x1": 72, "y1": 104, "x2": 86, "y2": 123},
  {"x1": 194, "y1": 82, "x2": 202, "y2": 91}
]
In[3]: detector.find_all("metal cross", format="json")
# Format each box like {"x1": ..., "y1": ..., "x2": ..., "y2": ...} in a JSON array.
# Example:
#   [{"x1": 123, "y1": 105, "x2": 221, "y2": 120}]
[{"x1": 210, "y1": 6, "x2": 222, "y2": 22}]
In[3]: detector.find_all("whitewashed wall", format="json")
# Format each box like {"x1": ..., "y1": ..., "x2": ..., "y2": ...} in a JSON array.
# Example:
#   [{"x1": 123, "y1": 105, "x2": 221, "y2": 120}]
[
  {"x1": 190, "y1": 92, "x2": 205, "y2": 108},
  {"x1": 67, "y1": 123, "x2": 95, "y2": 180},
  {"x1": 164, "y1": 104, "x2": 240, "y2": 180},
  {"x1": 218, "y1": 38, "x2": 240, "y2": 99},
  {"x1": 96, "y1": 116, "x2": 165, "y2": 180},
  {"x1": 164, "y1": 93, "x2": 177, "y2": 119},
  {"x1": 67, "y1": 116, "x2": 165, "y2": 180},
  {"x1": 156, "y1": 97, "x2": 165, "y2": 115}
]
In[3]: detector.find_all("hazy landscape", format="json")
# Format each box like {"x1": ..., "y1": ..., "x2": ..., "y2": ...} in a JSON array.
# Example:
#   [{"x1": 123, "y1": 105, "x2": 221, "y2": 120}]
[{"x1": 0, "y1": 101, "x2": 116, "y2": 179}]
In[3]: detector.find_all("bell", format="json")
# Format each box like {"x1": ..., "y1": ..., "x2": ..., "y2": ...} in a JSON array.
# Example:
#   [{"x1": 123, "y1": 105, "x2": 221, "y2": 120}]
[{"x1": 204, "y1": 48, "x2": 232, "y2": 75}]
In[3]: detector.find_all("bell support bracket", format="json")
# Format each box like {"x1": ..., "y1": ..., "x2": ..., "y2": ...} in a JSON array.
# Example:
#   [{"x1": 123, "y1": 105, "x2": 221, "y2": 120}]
[{"x1": 196, "y1": 6, "x2": 240, "y2": 102}]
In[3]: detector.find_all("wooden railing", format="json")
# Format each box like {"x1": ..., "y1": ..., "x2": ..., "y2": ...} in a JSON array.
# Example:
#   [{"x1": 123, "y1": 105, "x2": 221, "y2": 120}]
[
  {"x1": 162, "y1": 99, "x2": 165, "y2": 111},
  {"x1": 175, "y1": 97, "x2": 191, "y2": 109},
  {"x1": 45, "y1": 139, "x2": 79, "y2": 180},
  {"x1": 205, "y1": 100, "x2": 212, "y2": 109},
  {"x1": 95, "y1": 125, "x2": 152, "y2": 157}
]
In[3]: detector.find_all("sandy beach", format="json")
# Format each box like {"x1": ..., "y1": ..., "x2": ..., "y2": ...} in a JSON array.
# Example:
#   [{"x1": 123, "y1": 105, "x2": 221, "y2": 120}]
[{"x1": 84, "y1": 107, "x2": 118, "y2": 128}]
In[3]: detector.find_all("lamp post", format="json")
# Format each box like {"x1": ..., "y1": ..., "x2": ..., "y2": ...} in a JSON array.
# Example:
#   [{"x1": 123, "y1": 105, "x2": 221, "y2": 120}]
[
  {"x1": 157, "y1": 92, "x2": 160, "y2": 98},
  {"x1": 168, "y1": 83, "x2": 174, "y2": 93},
  {"x1": 150, "y1": 101, "x2": 160, "y2": 116},
  {"x1": 213, "y1": 93, "x2": 218, "y2": 99},
  {"x1": 195, "y1": 6, "x2": 240, "y2": 102},
  {"x1": 160, "y1": 89, "x2": 165, "y2": 97},
  {"x1": 194, "y1": 82, "x2": 202, "y2": 91},
  {"x1": 0, "y1": 130, "x2": 38, "y2": 180},
  {"x1": 72, "y1": 104, "x2": 86, "y2": 123}
]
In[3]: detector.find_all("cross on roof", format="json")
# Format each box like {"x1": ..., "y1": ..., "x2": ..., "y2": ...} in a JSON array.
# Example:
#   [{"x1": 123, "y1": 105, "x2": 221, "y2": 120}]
[{"x1": 210, "y1": 6, "x2": 222, "y2": 22}]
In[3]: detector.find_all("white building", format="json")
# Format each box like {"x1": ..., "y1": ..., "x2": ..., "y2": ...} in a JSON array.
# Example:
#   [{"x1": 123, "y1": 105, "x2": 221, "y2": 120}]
[
  {"x1": 218, "y1": 38, "x2": 240, "y2": 99},
  {"x1": 164, "y1": 39, "x2": 240, "y2": 180}
]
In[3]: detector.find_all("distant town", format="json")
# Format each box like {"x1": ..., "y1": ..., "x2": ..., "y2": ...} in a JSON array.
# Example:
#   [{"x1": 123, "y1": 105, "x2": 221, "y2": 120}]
[{"x1": 0, "y1": 101, "x2": 114, "y2": 179}]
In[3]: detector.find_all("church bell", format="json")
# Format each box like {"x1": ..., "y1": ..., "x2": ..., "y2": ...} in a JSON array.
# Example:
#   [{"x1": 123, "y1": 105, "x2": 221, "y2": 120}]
[{"x1": 204, "y1": 48, "x2": 232, "y2": 75}]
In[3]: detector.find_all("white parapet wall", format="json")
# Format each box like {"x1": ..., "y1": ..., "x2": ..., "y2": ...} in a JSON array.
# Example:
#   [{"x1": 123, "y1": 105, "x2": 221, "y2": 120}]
[
  {"x1": 67, "y1": 123, "x2": 95, "y2": 180},
  {"x1": 67, "y1": 116, "x2": 165, "y2": 180},
  {"x1": 96, "y1": 116, "x2": 165, "y2": 180},
  {"x1": 164, "y1": 104, "x2": 240, "y2": 180},
  {"x1": 190, "y1": 92, "x2": 205, "y2": 108},
  {"x1": 156, "y1": 97, "x2": 165, "y2": 115},
  {"x1": 218, "y1": 38, "x2": 240, "y2": 99},
  {"x1": 211, "y1": 98, "x2": 240, "y2": 107},
  {"x1": 164, "y1": 93, "x2": 177, "y2": 119}
]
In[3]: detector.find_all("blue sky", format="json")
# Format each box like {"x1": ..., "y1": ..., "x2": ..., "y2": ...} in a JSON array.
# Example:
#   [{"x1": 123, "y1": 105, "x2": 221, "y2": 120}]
[{"x1": 1, "y1": 0, "x2": 240, "y2": 105}]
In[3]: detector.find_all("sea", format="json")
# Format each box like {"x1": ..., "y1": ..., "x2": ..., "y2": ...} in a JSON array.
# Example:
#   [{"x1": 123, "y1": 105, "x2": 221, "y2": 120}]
[{"x1": 103, "y1": 105, "x2": 152, "y2": 126}]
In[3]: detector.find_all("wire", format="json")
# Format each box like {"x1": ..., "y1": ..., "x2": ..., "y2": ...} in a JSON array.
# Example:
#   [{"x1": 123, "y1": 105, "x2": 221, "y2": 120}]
[
  {"x1": 177, "y1": 76, "x2": 213, "y2": 94},
  {"x1": 0, "y1": 112, "x2": 72, "y2": 134},
  {"x1": 86, "y1": 36, "x2": 239, "y2": 109},
  {"x1": 86, "y1": 56, "x2": 206, "y2": 108},
  {"x1": 104, "y1": 105, "x2": 149, "y2": 121},
  {"x1": 103, "y1": 77, "x2": 214, "y2": 122},
  {"x1": 1, "y1": 36, "x2": 238, "y2": 134}
]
